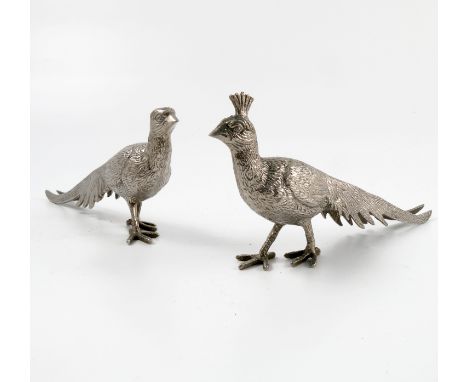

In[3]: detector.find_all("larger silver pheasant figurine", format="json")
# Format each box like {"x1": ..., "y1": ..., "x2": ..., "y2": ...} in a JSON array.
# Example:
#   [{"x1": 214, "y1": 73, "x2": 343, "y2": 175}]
[
  {"x1": 45, "y1": 107, "x2": 178, "y2": 244},
  {"x1": 210, "y1": 92, "x2": 431, "y2": 271}
]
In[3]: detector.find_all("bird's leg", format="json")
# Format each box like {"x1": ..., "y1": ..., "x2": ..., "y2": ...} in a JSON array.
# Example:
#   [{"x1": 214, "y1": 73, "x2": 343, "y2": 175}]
[
  {"x1": 126, "y1": 202, "x2": 157, "y2": 232},
  {"x1": 126, "y1": 201, "x2": 158, "y2": 245},
  {"x1": 284, "y1": 220, "x2": 321, "y2": 267},
  {"x1": 236, "y1": 223, "x2": 283, "y2": 271}
]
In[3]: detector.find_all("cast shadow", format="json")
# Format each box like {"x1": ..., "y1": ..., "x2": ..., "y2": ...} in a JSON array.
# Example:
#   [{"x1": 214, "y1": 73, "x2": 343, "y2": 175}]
[
  {"x1": 153, "y1": 218, "x2": 251, "y2": 248},
  {"x1": 51, "y1": 200, "x2": 249, "y2": 248},
  {"x1": 320, "y1": 220, "x2": 434, "y2": 277},
  {"x1": 46, "y1": 199, "x2": 435, "y2": 265}
]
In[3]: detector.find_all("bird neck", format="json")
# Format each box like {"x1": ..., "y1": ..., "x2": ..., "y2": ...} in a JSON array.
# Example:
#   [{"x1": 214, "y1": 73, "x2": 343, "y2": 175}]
[
  {"x1": 231, "y1": 143, "x2": 263, "y2": 172},
  {"x1": 146, "y1": 131, "x2": 172, "y2": 162}
]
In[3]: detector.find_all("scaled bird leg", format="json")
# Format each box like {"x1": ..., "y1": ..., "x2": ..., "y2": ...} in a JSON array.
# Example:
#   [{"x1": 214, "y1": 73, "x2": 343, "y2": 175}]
[
  {"x1": 236, "y1": 223, "x2": 284, "y2": 271},
  {"x1": 126, "y1": 202, "x2": 158, "y2": 244},
  {"x1": 284, "y1": 220, "x2": 321, "y2": 267},
  {"x1": 126, "y1": 201, "x2": 158, "y2": 232}
]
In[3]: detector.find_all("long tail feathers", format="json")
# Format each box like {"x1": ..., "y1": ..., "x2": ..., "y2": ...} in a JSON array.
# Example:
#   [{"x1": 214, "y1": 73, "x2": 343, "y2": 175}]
[
  {"x1": 323, "y1": 176, "x2": 432, "y2": 229},
  {"x1": 45, "y1": 167, "x2": 110, "y2": 209},
  {"x1": 324, "y1": 204, "x2": 431, "y2": 228},
  {"x1": 383, "y1": 204, "x2": 428, "y2": 221},
  {"x1": 323, "y1": 192, "x2": 432, "y2": 228},
  {"x1": 45, "y1": 189, "x2": 80, "y2": 205},
  {"x1": 378, "y1": 202, "x2": 432, "y2": 225}
]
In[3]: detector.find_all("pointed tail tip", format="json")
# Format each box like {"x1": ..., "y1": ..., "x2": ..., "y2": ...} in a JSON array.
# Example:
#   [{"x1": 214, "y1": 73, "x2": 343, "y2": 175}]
[
  {"x1": 419, "y1": 209, "x2": 432, "y2": 224},
  {"x1": 45, "y1": 189, "x2": 59, "y2": 203},
  {"x1": 409, "y1": 204, "x2": 425, "y2": 214},
  {"x1": 407, "y1": 204, "x2": 431, "y2": 224}
]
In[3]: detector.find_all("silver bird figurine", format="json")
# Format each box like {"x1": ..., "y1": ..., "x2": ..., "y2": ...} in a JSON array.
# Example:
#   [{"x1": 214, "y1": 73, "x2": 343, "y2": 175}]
[
  {"x1": 210, "y1": 92, "x2": 431, "y2": 271},
  {"x1": 45, "y1": 107, "x2": 178, "y2": 244}
]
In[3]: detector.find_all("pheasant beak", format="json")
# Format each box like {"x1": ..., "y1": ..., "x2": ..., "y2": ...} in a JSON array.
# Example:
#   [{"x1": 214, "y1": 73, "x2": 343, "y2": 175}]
[
  {"x1": 208, "y1": 128, "x2": 217, "y2": 138},
  {"x1": 167, "y1": 114, "x2": 178, "y2": 124},
  {"x1": 209, "y1": 123, "x2": 225, "y2": 139}
]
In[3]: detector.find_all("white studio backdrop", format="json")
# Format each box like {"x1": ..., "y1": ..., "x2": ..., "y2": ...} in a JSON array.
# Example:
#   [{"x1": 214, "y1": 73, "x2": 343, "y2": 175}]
[{"x1": 31, "y1": 1, "x2": 436, "y2": 382}]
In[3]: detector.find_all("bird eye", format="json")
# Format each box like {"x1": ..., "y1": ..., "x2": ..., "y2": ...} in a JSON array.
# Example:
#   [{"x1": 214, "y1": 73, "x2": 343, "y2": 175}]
[{"x1": 231, "y1": 123, "x2": 244, "y2": 133}]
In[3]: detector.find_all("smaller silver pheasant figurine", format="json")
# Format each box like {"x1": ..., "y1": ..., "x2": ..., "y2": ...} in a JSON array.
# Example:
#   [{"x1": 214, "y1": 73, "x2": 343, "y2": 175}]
[
  {"x1": 210, "y1": 92, "x2": 431, "y2": 271},
  {"x1": 45, "y1": 107, "x2": 178, "y2": 244}
]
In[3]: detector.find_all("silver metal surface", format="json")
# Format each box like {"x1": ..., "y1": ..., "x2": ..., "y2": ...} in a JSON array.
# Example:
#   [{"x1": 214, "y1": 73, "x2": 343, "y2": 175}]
[
  {"x1": 45, "y1": 108, "x2": 178, "y2": 244},
  {"x1": 210, "y1": 92, "x2": 431, "y2": 270}
]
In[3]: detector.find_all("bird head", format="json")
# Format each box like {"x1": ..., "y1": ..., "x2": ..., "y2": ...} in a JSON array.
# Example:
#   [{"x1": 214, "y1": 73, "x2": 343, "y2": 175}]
[
  {"x1": 150, "y1": 107, "x2": 178, "y2": 135},
  {"x1": 209, "y1": 92, "x2": 257, "y2": 150}
]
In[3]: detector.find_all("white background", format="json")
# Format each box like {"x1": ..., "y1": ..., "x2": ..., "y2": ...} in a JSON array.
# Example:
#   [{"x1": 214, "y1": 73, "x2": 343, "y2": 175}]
[{"x1": 30, "y1": 1, "x2": 436, "y2": 381}]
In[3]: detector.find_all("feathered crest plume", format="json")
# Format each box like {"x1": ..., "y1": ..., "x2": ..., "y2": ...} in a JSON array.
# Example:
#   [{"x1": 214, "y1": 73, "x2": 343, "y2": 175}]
[{"x1": 229, "y1": 92, "x2": 254, "y2": 116}]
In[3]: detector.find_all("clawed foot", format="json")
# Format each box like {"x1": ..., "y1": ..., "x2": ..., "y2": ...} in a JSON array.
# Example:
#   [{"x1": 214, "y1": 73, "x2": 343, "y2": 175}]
[
  {"x1": 284, "y1": 247, "x2": 321, "y2": 267},
  {"x1": 236, "y1": 252, "x2": 276, "y2": 271},
  {"x1": 126, "y1": 219, "x2": 157, "y2": 232},
  {"x1": 126, "y1": 226, "x2": 159, "y2": 245}
]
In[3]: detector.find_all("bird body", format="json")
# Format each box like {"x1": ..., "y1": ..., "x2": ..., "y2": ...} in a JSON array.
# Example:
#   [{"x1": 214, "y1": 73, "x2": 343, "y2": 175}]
[
  {"x1": 46, "y1": 107, "x2": 178, "y2": 244},
  {"x1": 103, "y1": 139, "x2": 172, "y2": 203},
  {"x1": 231, "y1": 154, "x2": 325, "y2": 225},
  {"x1": 210, "y1": 92, "x2": 431, "y2": 270}
]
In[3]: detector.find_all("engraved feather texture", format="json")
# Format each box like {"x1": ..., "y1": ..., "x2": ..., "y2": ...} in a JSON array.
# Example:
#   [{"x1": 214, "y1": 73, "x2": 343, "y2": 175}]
[
  {"x1": 210, "y1": 92, "x2": 431, "y2": 270},
  {"x1": 45, "y1": 107, "x2": 178, "y2": 244}
]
